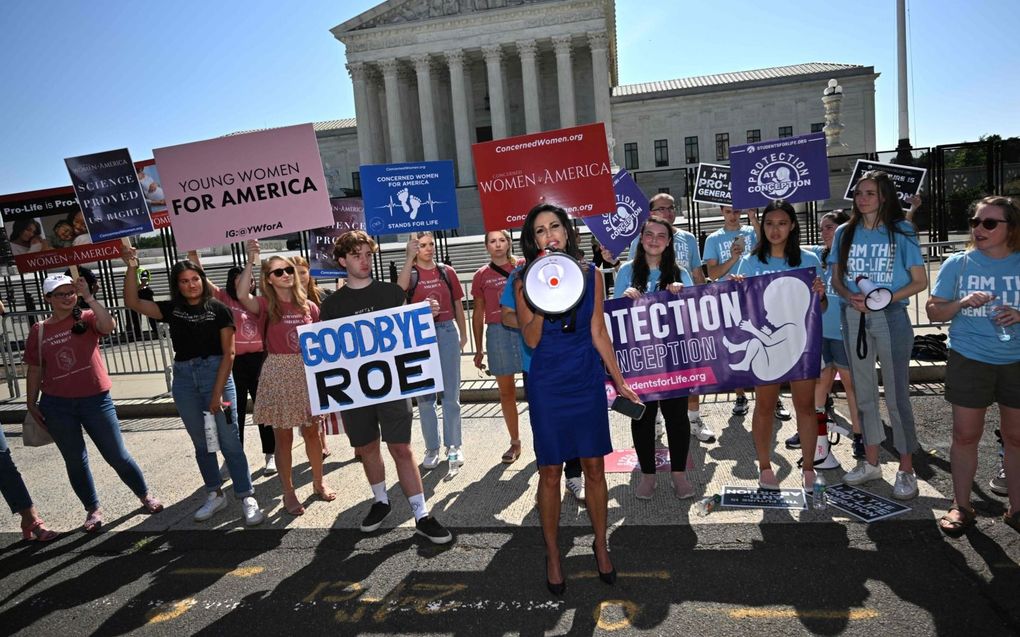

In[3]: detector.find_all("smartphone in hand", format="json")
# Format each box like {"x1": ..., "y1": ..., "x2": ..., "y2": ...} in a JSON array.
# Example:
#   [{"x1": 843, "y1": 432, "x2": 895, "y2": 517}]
[{"x1": 611, "y1": 395, "x2": 646, "y2": 420}]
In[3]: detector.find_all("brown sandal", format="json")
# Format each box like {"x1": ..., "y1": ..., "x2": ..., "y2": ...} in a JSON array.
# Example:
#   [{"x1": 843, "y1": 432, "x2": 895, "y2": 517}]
[
  {"x1": 938, "y1": 504, "x2": 976, "y2": 538},
  {"x1": 501, "y1": 440, "x2": 522, "y2": 464},
  {"x1": 1005, "y1": 510, "x2": 1020, "y2": 534}
]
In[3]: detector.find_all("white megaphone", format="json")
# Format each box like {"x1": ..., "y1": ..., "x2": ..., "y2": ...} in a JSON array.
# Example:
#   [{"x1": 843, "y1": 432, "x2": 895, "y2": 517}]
[
  {"x1": 856, "y1": 275, "x2": 892, "y2": 311},
  {"x1": 522, "y1": 250, "x2": 586, "y2": 315}
]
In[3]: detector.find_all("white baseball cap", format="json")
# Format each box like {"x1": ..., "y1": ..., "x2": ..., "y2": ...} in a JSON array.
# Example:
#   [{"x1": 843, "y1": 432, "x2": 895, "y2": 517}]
[{"x1": 43, "y1": 274, "x2": 74, "y2": 296}]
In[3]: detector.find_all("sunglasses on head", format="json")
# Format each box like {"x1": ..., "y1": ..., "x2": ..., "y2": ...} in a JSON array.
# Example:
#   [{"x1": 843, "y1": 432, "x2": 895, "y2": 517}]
[
  {"x1": 269, "y1": 266, "x2": 295, "y2": 278},
  {"x1": 968, "y1": 217, "x2": 1010, "y2": 230}
]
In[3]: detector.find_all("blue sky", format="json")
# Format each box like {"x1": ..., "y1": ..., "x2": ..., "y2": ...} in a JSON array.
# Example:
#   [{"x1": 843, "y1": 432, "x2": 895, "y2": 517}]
[{"x1": 2, "y1": 0, "x2": 1017, "y2": 194}]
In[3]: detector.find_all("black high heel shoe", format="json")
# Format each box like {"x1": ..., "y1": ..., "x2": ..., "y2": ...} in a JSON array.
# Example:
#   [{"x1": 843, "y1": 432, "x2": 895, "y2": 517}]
[
  {"x1": 591, "y1": 542, "x2": 617, "y2": 585},
  {"x1": 546, "y1": 556, "x2": 566, "y2": 595}
]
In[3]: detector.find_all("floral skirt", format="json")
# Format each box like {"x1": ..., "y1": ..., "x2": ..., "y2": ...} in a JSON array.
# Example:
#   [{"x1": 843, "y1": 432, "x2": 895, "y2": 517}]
[{"x1": 253, "y1": 353, "x2": 319, "y2": 429}]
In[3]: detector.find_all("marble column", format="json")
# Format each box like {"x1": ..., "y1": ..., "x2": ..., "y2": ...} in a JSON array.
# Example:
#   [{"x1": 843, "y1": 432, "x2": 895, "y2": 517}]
[
  {"x1": 446, "y1": 49, "x2": 474, "y2": 185},
  {"x1": 587, "y1": 31, "x2": 615, "y2": 167},
  {"x1": 516, "y1": 39, "x2": 541, "y2": 133},
  {"x1": 552, "y1": 35, "x2": 576, "y2": 128},
  {"x1": 379, "y1": 58, "x2": 406, "y2": 163},
  {"x1": 365, "y1": 69, "x2": 387, "y2": 164},
  {"x1": 413, "y1": 54, "x2": 439, "y2": 161},
  {"x1": 346, "y1": 62, "x2": 375, "y2": 166},
  {"x1": 482, "y1": 44, "x2": 508, "y2": 140}
]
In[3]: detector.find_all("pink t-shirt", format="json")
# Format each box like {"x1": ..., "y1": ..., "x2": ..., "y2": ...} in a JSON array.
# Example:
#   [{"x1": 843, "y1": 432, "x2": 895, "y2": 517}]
[
  {"x1": 214, "y1": 289, "x2": 266, "y2": 355},
  {"x1": 409, "y1": 264, "x2": 464, "y2": 323},
  {"x1": 259, "y1": 297, "x2": 319, "y2": 354},
  {"x1": 24, "y1": 310, "x2": 112, "y2": 398},
  {"x1": 471, "y1": 262, "x2": 513, "y2": 324}
]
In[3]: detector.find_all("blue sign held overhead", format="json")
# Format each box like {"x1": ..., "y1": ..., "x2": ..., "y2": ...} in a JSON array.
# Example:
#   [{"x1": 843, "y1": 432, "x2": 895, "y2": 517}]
[
  {"x1": 361, "y1": 160, "x2": 459, "y2": 235},
  {"x1": 586, "y1": 169, "x2": 649, "y2": 259},
  {"x1": 729, "y1": 132, "x2": 830, "y2": 208}
]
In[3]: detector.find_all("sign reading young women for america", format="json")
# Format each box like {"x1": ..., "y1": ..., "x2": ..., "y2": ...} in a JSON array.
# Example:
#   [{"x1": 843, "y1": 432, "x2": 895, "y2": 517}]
[
  {"x1": 729, "y1": 132, "x2": 830, "y2": 209},
  {"x1": 153, "y1": 124, "x2": 333, "y2": 251},
  {"x1": 360, "y1": 160, "x2": 458, "y2": 234},
  {"x1": 64, "y1": 148, "x2": 154, "y2": 241},
  {"x1": 297, "y1": 301, "x2": 443, "y2": 413},
  {"x1": 472, "y1": 123, "x2": 616, "y2": 231},
  {"x1": 603, "y1": 269, "x2": 822, "y2": 403}
]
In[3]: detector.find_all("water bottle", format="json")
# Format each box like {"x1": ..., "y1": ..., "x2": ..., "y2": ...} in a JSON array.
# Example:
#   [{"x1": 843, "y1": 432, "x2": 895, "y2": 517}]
[
  {"x1": 812, "y1": 475, "x2": 827, "y2": 510},
  {"x1": 694, "y1": 494, "x2": 721, "y2": 517},
  {"x1": 989, "y1": 304, "x2": 1013, "y2": 342},
  {"x1": 203, "y1": 411, "x2": 220, "y2": 453}
]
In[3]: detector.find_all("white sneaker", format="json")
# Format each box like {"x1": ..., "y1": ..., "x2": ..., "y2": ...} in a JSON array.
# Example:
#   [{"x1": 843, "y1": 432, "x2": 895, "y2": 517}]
[
  {"x1": 264, "y1": 454, "x2": 277, "y2": 475},
  {"x1": 422, "y1": 449, "x2": 441, "y2": 470},
  {"x1": 194, "y1": 492, "x2": 228, "y2": 521},
  {"x1": 655, "y1": 412, "x2": 665, "y2": 438},
  {"x1": 892, "y1": 471, "x2": 919, "y2": 500},
  {"x1": 565, "y1": 477, "x2": 585, "y2": 503},
  {"x1": 446, "y1": 446, "x2": 464, "y2": 468},
  {"x1": 689, "y1": 415, "x2": 716, "y2": 442},
  {"x1": 241, "y1": 496, "x2": 265, "y2": 526},
  {"x1": 219, "y1": 461, "x2": 230, "y2": 481},
  {"x1": 774, "y1": 400, "x2": 792, "y2": 421},
  {"x1": 844, "y1": 460, "x2": 882, "y2": 486},
  {"x1": 813, "y1": 437, "x2": 841, "y2": 470}
]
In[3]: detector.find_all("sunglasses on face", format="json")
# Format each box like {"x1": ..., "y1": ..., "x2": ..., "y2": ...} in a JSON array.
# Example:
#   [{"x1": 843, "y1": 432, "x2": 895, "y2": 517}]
[
  {"x1": 48, "y1": 290, "x2": 77, "y2": 300},
  {"x1": 269, "y1": 266, "x2": 295, "y2": 278},
  {"x1": 968, "y1": 217, "x2": 1010, "y2": 230}
]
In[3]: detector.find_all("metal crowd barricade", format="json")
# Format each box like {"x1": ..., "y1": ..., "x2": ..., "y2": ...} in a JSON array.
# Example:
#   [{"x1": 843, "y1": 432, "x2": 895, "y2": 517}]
[{"x1": 0, "y1": 306, "x2": 174, "y2": 401}]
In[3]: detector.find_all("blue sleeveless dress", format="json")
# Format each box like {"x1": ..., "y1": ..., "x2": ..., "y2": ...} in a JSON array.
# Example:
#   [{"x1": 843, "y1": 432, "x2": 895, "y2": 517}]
[{"x1": 525, "y1": 267, "x2": 612, "y2": 466}]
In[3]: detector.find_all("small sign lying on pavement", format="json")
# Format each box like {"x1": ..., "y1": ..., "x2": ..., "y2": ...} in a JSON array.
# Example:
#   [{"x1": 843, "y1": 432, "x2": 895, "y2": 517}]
[
  {"x1": 603, "y1": 448, "x2": 695, "y2": 473},
  {"x1": 825, "y1": 483, "x2": 910, "y2": 523},
  {"x1": 721, "y1": 486, "x2": 807, "y2": 510}
]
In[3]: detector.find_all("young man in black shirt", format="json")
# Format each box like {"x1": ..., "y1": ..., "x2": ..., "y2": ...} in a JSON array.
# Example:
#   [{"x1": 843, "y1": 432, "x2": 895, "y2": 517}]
[{"x1": 319, "y1": 231, "x2": 452, "y2": 545}]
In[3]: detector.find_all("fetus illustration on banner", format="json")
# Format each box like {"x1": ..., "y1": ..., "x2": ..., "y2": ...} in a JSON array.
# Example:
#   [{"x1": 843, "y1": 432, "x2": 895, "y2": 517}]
[{"x1": 722, "y1": 277, "x2": 810, "y2": 381}]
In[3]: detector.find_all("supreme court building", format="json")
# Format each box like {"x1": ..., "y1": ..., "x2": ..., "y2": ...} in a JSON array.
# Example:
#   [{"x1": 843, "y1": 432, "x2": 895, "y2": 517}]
[{"x1": 318, "y1": 0, "x2": 878, "y2": 233}]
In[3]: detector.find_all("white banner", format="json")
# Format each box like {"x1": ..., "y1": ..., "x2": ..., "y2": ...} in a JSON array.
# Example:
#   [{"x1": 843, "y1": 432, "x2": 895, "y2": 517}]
[{"x1": 298, "y1": 301, "x2": 443, "y2": 414}]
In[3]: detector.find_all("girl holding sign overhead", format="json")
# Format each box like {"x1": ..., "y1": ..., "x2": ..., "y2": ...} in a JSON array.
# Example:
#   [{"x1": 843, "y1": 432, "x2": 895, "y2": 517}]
[
  {"x1": 830, "y1": 171, "x2": 927, "y2": 500},
  {"x1": 927, "y1": 196, "x2": 1020, "y2": 536},
  {"x1": 398, "y1": 232, "x2": 468, "y2": 472},
  {"x1": 515, "y1": 204, "x2": 639, "y2": 595},
  {"x1": 615, "y1": 215, "x2": 696, "y2": 500},
  {"x1": 237, "y1": 241, "x2": 334, "y2": 516},
  {"x1": 727, "y1": 200, "x2": 827, "y2": 491}
]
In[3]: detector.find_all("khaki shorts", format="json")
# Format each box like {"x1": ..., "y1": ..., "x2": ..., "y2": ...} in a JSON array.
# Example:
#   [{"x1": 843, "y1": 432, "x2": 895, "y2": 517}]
[
  {"x1": 340, "y1": 398, "x2": 413, "y2": 447},
  {"x1": 945, "y1": 349, "x2": 1020, "y2": 410}
]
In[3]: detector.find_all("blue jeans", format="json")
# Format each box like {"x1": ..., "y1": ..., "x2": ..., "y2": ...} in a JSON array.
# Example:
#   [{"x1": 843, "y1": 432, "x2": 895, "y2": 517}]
[
  {"x1": 0, "y1": 428, "x2": 33, "y2": 514},
  {"x1": 842, "y1": 305, "x2": 918, "y2": 455},
  {"x1": 172, "y1": 356, "x2": 253, "y2": 496},
  {"x1": 40, "y1": 391, "x2": 149, "y2": 511},
  {"x1": 418, "y1": 320, "x2": 462, "y2": 450}
]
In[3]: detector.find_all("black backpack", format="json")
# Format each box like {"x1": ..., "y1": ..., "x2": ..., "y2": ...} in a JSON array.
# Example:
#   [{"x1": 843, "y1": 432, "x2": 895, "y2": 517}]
[{"x1": 406, "y1": 264, "x2": 454, "y2": 302}]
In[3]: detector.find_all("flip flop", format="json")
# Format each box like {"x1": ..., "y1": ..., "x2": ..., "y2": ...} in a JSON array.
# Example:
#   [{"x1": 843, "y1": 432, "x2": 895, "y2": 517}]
[
  {"x1": 283, "y1": 492, "x2": 305, "y2": 516},
  {"x1": 501, "y1": 441, "x2": 522, "y2": 464},
  {"x1": 140, "y1": 495, "x2": 164, "y2": 514},
  {"x1": 758, "y1": 469, "x2": 780, "y2": 491},
  {"x1": 939, "y1": 505, "x2": 976, "y2": 538},
  {"x1": 83, "y1": 509, "x2": 103, "y2": 533}
]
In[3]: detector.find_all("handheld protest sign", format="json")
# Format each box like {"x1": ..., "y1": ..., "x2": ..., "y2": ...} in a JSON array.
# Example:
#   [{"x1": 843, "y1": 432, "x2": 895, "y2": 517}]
[
  {"x1": 360, "y1": 161, "x2": 458, "y2": 234},
  {"x1": 587, "y1": 169, "x2": 649, "y2": 260},
  {"x1": 522, "y1": 250, "x2": 586, "y2": 315},
  {"x1": 64, "y1": 148, "x2": 154, "y2": 242},
  {"x1": 729, "y1": 132, "x2": 830, "y2": 208},
  {"x1": 843, "y1": 159, "x2": 928, "y2": 211}
]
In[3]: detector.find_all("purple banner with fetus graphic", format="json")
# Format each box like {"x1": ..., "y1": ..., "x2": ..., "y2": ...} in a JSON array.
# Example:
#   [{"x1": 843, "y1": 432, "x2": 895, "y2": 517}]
[{"x1": 603, "y1": 269, "x2": 822, "y2": 403}]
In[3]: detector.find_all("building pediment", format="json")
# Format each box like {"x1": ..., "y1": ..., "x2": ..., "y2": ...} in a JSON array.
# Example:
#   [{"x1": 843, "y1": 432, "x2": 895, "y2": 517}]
[{"x1": 335, "y1": 0, "x2": 557, "y2": 33}]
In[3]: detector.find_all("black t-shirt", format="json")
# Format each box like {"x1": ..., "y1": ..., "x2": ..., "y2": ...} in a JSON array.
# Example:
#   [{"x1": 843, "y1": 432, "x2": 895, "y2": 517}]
[
  {"x1": 156, "y1": 298, "x2": 235, "y2": 361},
  {"x1": 319, "y1": 280, "x2": 405, "y2": 320}
]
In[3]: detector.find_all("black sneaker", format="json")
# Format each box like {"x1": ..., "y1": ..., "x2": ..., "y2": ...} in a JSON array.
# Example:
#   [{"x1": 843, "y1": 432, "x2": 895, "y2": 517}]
[
  {"x1": 415, "y1": 515, "x2": 453, "y2": 544},
  {"x1": 775, "y1": 400, "x2": 792, "y2": 421},
  {"x1": 852, "y1": 434, "x2": 865, "y2": 459},
  {"x1": 989, "y1": 460, "x2": 1007, "y2": 496},
  {"x1": 785, "y1": 432, "x2": 801, "y2": 449},
  {"x1": 360, "y1": 501, "x2": 391, "y2": 533},
  {"x1": 731, "y1": 395, "x2": 749, "y2": 416}
]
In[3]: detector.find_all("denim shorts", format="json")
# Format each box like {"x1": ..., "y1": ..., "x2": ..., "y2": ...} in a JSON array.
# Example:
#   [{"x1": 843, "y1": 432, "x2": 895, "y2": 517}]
[
  {"x1": 485, "y1": 322, "x2": 523, "y2": 377},
  {"x1": 821, "y1": 337, "x2": 850, "y2": 369}
]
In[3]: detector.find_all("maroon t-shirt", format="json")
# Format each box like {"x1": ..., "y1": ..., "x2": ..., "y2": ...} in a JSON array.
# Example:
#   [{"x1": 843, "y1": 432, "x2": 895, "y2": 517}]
[{"x1": 24, "y1": 310, "x2": 112, "y2": 398}]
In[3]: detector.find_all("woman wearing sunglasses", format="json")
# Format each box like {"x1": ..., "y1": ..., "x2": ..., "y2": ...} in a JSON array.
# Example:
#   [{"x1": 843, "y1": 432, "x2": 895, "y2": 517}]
[
  {"x1": 927, "y1": 196, "x2": 1020, "y2": 536},
  {"x1": 123, "y1": 249, "x2": 263, "y2": 527},
  {"x1": 26, "y1": 273, "x2": 162, "y2": 532},
  {"x1": 237, "y1": 241, "x2": 334, "y2": 516}
]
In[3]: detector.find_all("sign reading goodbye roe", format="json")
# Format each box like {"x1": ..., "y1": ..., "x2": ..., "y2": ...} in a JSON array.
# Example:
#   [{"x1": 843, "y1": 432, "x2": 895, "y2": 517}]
[
  {"x1": 472, "y1": 123, "x2": 616, "y2": 231},
  {"x1": 153, "y1": 124, "x2": 333, "y2": 250}
]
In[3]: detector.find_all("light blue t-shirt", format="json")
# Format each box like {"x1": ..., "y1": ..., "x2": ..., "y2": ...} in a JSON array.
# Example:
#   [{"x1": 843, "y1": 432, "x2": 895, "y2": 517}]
[
  {"x1": 615, "y1": 261, "x2": 695, "y2": 296},
  {"x1": 738, "y1": 248, "x2": 822, "y2": 279},
  {"x1": 499, "y1": 269, "x2": 533, "y2": 372},
  {"x1": 703, "y1": 225, "x2": 758, "y2": 271},
  {"x1": 627, "y1": 229, "x2": 702, "y2": 274},
  {"x1": 931, "y1": 249, "x2": 1020, "y2": 365},
  {"x1": 828, "y1": 220, "x2": 924, "y2": 307},
  {"x1": 810, "y1": 245, "x2": 842, "y2": 340}
]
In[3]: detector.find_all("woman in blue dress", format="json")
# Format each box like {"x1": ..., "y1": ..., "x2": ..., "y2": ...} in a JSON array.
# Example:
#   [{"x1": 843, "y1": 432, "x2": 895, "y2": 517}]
[{"x1": 514, "y1": 204, "x2": 638, "y2": 595}]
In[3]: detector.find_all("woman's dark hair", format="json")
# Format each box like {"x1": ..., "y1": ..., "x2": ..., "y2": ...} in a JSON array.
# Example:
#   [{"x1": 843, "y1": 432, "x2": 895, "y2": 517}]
[
  {"x1": 169, "y1": 260, "x2": 212, "y2": 306},
  {"x1": 519, "y1": 204, "x2": 582, "y2": 263},
  {"x1": 753, "y1": 199, "x2": 802, "y2": 266},
  {"x1": 11, "y1": 219, "x2": 40, "y2": 243},
  {"x1": 631, "y1": 215, "x2": 681, "y2": 292},
  {"x1": 837, "y1": 170, "x2": 916, "y2": 275},
  {"x1": 225, "y1": 266, "x2": 248, "y2": 301},
  {"x1": 819, "y1": 210, "x2": 850, "y2": 266}
]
